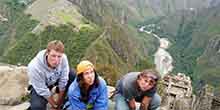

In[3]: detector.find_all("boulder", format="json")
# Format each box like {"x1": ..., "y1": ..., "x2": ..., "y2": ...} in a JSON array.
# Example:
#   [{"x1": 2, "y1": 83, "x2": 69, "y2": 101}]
[
  {"x1": 0, "y1": 102, "x2": 30, "y2": 110},
  {"x1": 160, "y1": 73, "x2": 194, "y2": 110},
  {"x1": 0, "y1": 66, "x2": 28, "y2": 105},
  {"x1": 0, "y1": 64, "x2": 218, "y2": 110}
]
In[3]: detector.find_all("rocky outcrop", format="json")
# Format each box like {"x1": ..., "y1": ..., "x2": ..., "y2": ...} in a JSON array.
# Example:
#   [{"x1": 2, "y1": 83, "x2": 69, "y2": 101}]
[
  {"x1": 160, "y1": 73, "x2": 220, "y2": 110},
  {"x1": 0, "y1": 65, "x2": 219, "y2": 110},
  {"x1": 212, "y1": 96, "x2": 220, "y2": 110},
  {"x1": 160, "y1": 73, "x2": 194, "y2": 110},
  {"x1": 193, "y1": 84, "x2": 214, "y2": 110},
  {"x1": 193, "y1": 84, "x2": 220, "y2": 110},
  {"x1": 0, "y1": 65, "x2": 28, "y2": 105}
]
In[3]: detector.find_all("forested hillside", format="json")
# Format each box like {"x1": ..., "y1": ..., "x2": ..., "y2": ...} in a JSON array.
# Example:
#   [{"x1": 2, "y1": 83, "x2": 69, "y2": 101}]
[
  {"x1": 1, "y1": 0, "x2": 220, "y2": 92},
  {"x1": 0, "y1": 0, "x2": 156, "y2": 85},
  {"x1": 0, "y1": 0, "x2": 38, "y2": 58},
  {"x1": 140, "y1": 1, "x2": 220, "y2": 93}
]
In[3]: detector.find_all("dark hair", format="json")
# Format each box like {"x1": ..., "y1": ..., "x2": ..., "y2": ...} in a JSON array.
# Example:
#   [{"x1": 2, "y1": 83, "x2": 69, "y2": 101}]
[
  {"x1": 46, "y1": 40, "x2": 64, "y2": 53},
  {"x1": 138, "y1": 69, "x2": 161, "y2": 82},
  {"x1": 77, "y1": 70, "x2": 99, "y2": 103}
]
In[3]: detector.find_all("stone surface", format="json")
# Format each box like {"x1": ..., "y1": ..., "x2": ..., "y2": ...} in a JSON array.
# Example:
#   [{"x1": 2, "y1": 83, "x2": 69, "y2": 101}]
[
  {"x1": 0, "y1": 65, "x2": 219, "y2": 110},
  {"x1": 0, "y1": 66, "x2": 28, "y2": 105},
  {"x1": 160, "y1": 73, "x2": 193, "y2": 110}
]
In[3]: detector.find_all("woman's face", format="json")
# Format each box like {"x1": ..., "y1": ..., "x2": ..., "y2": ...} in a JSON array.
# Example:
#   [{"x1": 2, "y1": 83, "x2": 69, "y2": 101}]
[{"x1": 83, "y1": 67, "x2": 95, "y2": 86}]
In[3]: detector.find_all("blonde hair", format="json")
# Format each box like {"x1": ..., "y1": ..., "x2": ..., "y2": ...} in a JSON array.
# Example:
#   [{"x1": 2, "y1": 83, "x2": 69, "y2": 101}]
[{"x1": 46, "y1": 40, "x2": 64, "y2": 53}]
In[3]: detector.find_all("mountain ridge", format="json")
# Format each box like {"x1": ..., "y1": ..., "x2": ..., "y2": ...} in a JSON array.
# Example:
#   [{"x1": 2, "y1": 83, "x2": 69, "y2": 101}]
[{"x1": 1, "y1": 0, "x2": 220, "y2": 92}]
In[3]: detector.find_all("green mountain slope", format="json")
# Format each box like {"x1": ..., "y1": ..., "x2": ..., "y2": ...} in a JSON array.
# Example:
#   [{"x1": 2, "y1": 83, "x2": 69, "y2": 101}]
[
  {"x1": 0, "y1": 0, "x2": 38, "y2": 58},
  {"x1": 2, "y1": 0, "x2": 220, "y2": 89},
  {"x1": 68, "y1": 0, "x2": 157, "y2": 84},
  {"x1": 140, "y1": 3, "x2": 220, "y2": 92},
  {"x1": 192, "y1": 6, "x2": 220, "y2": 92},
  {"x1": 3, "y1": 24, "x2": 102, "y2": 67},
  {"x1": 1, "y1": 0, "x2": 157, "y2": 85}
]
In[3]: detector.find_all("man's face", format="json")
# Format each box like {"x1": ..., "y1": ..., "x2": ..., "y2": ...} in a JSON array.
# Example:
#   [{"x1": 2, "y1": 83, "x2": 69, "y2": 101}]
[
  {"x1": 137, "y1": 76, "x2": 156, "y2": 91},
  {"x1": 47, "y1": 49, "x2": 63, "y2": 69},
  {"x1": 83, "y1": 67, "x2": 95, "y2": 86}
]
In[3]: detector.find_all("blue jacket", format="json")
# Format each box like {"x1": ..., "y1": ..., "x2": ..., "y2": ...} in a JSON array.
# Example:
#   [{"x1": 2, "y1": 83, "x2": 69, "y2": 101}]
[{"x1": 67, "y1": 77, "x2": 108, "y2": 110}]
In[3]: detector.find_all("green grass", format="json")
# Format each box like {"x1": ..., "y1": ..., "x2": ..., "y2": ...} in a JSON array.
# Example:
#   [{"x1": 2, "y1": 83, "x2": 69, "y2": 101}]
[
  {"x1": 56, "y1": 11, "x2": 73, "y2": 23},
  {"x1": 84, "y1": 37, "x2": 128, "y2": 85},
  {"x1": 54, "y1": 7, "x2": 84, "y2": 26},
  {"x1": 3, "y1": 24, "x2": 102, "y2": 66}
]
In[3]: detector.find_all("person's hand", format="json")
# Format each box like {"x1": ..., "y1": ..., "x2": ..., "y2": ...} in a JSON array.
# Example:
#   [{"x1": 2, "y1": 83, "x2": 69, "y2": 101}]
[
  {"x1": 50, "y1": 108, "x2": 57, "y2": 110},
  {"x1": 128, "y1": 98, "x2": 136, "y2": 110},
  {"x1": 50, "y1": 108, "x2": 61, "y2": 110},
  {"x1": 56, "y1": 99, "x2": 63, "y2": 108},
  {"x1": 56, "y1": 90, "x2": 65, "y2": 108},
  {"x1": 50, "y1": 105, "x2": 61, "y2": 110},
  {"x1": 55, "y1": 106, "x2": 61, "y2": 110},
  {"x1": 50, "y1": 105, "x2": 58, "y2": 110},
  {"x1": 140, "y1": 96, "x2": 151, "y2": 110},
  {"x1": 55, "y1": 107, "x2": 61, "y2": 110},
  {"x1": 47, "y1": 96, "x2": 59, "y2": 110}
]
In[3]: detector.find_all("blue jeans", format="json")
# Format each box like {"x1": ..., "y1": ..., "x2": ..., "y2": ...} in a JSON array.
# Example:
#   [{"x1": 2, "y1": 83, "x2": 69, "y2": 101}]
[
  {"x1": 29, "y1": 69, "x2": 76, "y2": 110},
  {"x1": 30, "y1": 88, "x2": 48, "y2": 110},
  {"x1": 115, "y1": 93, "x2": 161, "y2": 110}
]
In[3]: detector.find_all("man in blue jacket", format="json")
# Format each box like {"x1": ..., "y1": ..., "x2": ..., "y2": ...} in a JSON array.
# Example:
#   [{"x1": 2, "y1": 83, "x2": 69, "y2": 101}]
[
  {"x1": 28, "y1": 40, "x2": 71, "y2": 110},
  {"x1": 67, "y1": 60, "x2": 108, "y2": 110}
]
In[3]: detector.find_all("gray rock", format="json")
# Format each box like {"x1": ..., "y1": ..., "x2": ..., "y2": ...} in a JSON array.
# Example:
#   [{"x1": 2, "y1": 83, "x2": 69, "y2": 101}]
[
  {"x1": 0, "y1": 66, "x2": 28, "y2": 105},
  {"x1": 0, "y1": 65, "x2": 219, "y2": 110}
]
